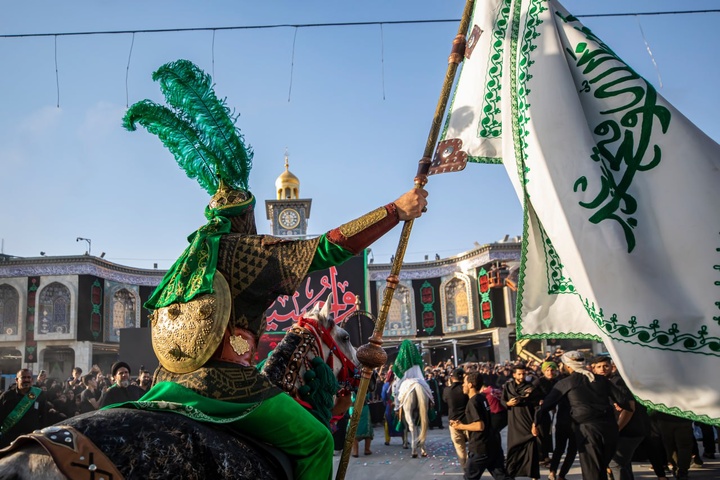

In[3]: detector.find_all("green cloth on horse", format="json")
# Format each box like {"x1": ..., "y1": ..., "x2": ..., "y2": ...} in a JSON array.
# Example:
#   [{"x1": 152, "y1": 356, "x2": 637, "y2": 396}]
[
  {"x1": 103, "y1": 381, "x2": 260, "y2": 423},
  {"x1": 107, "y1": 381, "x2": 334, "y2": 480},
  {"x1": 392, "y1": 339, "x2": 424, "y2": 379}
]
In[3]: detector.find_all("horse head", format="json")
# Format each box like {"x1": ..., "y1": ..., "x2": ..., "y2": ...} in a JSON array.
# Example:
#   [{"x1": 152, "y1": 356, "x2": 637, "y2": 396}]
[
  {"x1": 304, "y1": 293, "x2": 358, "y2": 373},
  {"x1": 261, "y1": 294, "x2": 359, "y2": 423}
]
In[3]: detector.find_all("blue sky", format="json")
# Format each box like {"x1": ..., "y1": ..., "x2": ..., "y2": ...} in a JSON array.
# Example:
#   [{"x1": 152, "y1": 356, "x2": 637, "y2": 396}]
[{"x1": 1, "y1": 1, "x2": 718, "y2": 269}]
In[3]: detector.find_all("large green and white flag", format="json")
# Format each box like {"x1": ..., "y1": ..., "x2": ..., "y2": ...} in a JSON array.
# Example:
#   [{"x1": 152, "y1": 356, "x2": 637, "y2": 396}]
[{"x1": 437, "y1": 0, "x2": 720, "y2": 424}]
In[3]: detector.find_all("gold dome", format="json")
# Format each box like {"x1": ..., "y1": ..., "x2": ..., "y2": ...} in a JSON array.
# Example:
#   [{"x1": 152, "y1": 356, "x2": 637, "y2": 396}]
[{"x1": 275, "y1": 151, "x2": 300, "y2": 199}]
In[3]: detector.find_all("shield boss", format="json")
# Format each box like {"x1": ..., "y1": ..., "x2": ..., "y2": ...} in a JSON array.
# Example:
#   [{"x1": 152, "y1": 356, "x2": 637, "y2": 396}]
[{"x1": 151, "y1": 274, "x2": 231, "y2": 374}]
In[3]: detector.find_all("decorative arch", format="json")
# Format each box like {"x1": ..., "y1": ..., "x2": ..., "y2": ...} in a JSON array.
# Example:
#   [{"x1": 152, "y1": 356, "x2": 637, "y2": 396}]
[
  {"x1": 377, "y1": 281, "x2": 416, "y2": 337},
  {"x1": 0, "y1": 284, "x2": 20, "y2": 336},
  {"x1": 440, "y1": 273, "x2": 477, "y2": 332},
  {"x1": 104, "y1": 283, "x2": 140, "y2": 343},
  {"x1": 37, "y1": 282, "x2": 72, "y2": 335}
]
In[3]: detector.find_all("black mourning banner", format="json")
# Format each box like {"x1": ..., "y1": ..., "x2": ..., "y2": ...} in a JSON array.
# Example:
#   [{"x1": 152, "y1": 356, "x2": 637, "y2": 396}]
[{"x1": 257, "y1": 254, "x2": 366, "y2": 361}]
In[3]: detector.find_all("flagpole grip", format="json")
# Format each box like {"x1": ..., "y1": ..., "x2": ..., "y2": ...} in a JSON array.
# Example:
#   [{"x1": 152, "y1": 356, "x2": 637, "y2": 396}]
[{"x1": 335, "y1": 2, "x2": 475, "y2": 479}]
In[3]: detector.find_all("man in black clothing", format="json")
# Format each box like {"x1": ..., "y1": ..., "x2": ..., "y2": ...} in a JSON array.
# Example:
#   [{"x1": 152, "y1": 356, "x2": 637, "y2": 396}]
[
  {"x1": 98, "y1": 361, "x2": 144, "y2": 408},
  {"x1": 591, "y1": 356, "x2": 646, "y2": 480},
  {"x1": 533, "y1": 351, "x2": 631, "y2": 480},
  {"x1": 502, "y1": 364, "x2": 542, "y2": 479},
  {"x1": 545, "y1": 373, "x2": 576, "y2": 480},
  {"x1": 0, "y1": 369, "x2": 50, "y2": 448},
  {"x1": 450, "y1": 372, "x2": 513, "y2": 480},
  {"x1": 537, "y1": 361, "x2": 560, "y2": 465},
  {"x1": 426, "y1": 369, "x2": 444, "y2": 429},
  {"x1": 444, "y1": 367, "x2": 469, "y2": 467},
  {"x1": 136, "y1": 369, "x2": 153, "y2": 394},
  {"x1": 78, "y1": 373, "x2": 101, "y2": 414},
  {"x1": 66, "y1": 366, "x2": 84, "y2": 396},
  {"x1": 653, "y1": 410, "x2": 694, "y2": 480},
  {"x1": 696, "y1": 422, "x2": 717, "y2": 459}
]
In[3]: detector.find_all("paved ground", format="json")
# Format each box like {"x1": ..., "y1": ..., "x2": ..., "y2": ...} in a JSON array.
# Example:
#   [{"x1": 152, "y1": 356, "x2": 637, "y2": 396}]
[{"x1": 334, "y1": 420, "x2": 720, "y2": 480}]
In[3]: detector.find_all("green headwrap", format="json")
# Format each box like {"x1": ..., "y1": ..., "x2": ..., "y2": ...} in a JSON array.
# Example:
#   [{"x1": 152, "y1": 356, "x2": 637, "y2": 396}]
[
  {"x1": 144, "y1": 200, "x2": 254, "y2": 310},
  {"x1": 392, "y1": 339, "x2": 424, "y2": 379},
  {"x1": 541, "y1": 361, "x2": 558, "y2": 371}
]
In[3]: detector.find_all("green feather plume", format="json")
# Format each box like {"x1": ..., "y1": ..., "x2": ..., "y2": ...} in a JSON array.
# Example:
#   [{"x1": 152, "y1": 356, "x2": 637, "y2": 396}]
[
  {"x1": 123, "y1": 59, "x2": 253, "y2": 195},
  {"x1": 123, "y1": 100, "x2": 219, "y2": 194},
  {"x1": 152, "y1": 59, "x2": 252, "y2": 192}
]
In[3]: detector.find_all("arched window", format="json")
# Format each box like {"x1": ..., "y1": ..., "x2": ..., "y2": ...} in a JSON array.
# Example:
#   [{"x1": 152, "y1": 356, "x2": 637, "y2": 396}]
[
  {"x1": 38, "y1": 282, "x2": 71, "y2": 335},
  {"x1": 108, "y1": 289, "x2": 137, "y2": 342},
  {"x1": 0, "y1": 285, "x2": 20, "y2": 336},
  {"x1": 380, "y1": 282, "x2": 416, "y2": 337},
  {"x1": 441, "y1": 274, "x2": 476, "y2": 332}
]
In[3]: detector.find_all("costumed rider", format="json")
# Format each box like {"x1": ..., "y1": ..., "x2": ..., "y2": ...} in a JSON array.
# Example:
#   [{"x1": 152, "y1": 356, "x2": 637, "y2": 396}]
[
  {"x1": 391, "y1": 340, "x2": 435, "y2": 422},
  {"x1": 114, "y1": 59, "x2": 428, "y2": 480}
]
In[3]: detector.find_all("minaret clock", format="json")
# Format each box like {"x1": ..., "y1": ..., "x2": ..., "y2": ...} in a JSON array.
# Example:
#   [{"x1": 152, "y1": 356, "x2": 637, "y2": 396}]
[{"x1": 265, "y1": 151, "x2": 312, "y2": 237}]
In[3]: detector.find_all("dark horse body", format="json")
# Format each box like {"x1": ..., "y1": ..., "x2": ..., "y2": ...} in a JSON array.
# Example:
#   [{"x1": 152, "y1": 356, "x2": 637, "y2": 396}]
[
  {"x1": 0, "y1": 295, "x2": 357, "y2": 480},
  {"x1": 0, "y1": 408, "x2": 290, "y2": 480}
]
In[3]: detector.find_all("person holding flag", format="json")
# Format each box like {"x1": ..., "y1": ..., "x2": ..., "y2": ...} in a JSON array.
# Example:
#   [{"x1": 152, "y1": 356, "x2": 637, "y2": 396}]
[{"x1": 111, "y1": 59, "x2": 427, "y2": 480}]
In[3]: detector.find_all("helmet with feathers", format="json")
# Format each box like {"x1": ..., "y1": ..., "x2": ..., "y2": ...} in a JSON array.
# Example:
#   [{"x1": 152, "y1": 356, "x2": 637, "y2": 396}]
[
  {"x1": 123, "y1": 59, "x2": 255, "y2": 229},
  {"x1": 123, "y1": 59, "x2": 255, "y2": 311}
]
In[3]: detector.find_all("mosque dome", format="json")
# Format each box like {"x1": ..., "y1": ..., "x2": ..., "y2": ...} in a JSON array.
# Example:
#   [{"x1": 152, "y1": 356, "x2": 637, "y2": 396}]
[{"x1": 275, "y1": 151, "x2": 300, "y2": 200}]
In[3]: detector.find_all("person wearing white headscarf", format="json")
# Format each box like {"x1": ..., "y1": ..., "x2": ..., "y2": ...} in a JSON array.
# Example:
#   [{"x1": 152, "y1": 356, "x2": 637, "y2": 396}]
[{"x1": 531, "y1": 351, "x2": 631, "y2": 480}]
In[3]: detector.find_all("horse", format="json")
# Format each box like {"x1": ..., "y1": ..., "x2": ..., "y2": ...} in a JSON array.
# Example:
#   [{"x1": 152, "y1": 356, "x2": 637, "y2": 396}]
[
  {"x1": 0, "y1": 294, "x2": 358, "y2": 480},
  {"x1": 394, "y1": 369, "x2": 432, "y2": 458}
]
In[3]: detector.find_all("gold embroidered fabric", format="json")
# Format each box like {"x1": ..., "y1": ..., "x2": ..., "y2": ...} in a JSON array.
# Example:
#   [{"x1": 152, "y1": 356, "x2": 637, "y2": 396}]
[
  {"x1": 337, "y1": 206, "x2": 387, "y2": 238},
  {"x1": 208, "y1": 180, "x2": 254, "y2": 210},
  {"x1": 216, "y1": 234, "x2": 320, "y2": 339},
  {"x1": 153, "y1": 361, "x2": 281, "y2": 403}
]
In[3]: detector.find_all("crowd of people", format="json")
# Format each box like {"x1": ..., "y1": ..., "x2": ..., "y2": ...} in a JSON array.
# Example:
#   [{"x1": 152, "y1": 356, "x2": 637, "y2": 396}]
[
  {"x1": 0, "y1": 361, "x2": 149, "y2": 448},
  {"x1": 2, "y1": 351, "x2": 718, "y2": 480},
  {"x1": 364, "y1": 351, "x2": 717, "y2": 480}
]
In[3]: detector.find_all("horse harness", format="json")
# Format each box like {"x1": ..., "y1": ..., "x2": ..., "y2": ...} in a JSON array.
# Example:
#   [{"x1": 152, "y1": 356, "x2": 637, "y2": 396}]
[
  {"x1": 0, "y1": 425, "x2": 125, "y2": 480},
  {"x1": 280, "y1": 317, "x2": 358, "y2": 403}
]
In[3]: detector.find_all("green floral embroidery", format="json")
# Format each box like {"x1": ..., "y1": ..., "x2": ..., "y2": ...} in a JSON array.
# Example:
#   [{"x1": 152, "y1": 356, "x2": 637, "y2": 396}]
[
  {"x1": 512, "y1": 2, "x2": 719, "y2": 357},
  {"x1": 539, "y1": 224, "x2": 575, "y2": 294},
  {"x1": 511, "y1": 0, "x2": 544, "y2": 343},
  {"x1": 537, "y1": 236, "x2": 720, "y2": 355},
  {"x1": 639, "y1": 396, "x2": 719, "y2": 427},
  {"x1": 479, "y1": 0, "x2": 512, "y2": 140}
]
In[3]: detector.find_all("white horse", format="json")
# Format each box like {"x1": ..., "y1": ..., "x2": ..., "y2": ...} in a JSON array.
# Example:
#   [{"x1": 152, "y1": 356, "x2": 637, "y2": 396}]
[{"x1": 393, "y1": 365, "x2": 433, "y2": 458}]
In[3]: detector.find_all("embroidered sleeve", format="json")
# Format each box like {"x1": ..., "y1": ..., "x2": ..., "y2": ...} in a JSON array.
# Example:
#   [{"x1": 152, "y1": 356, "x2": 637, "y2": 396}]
[{"x1": 325, "y1": 203, "x2": 400, "y2": 255}]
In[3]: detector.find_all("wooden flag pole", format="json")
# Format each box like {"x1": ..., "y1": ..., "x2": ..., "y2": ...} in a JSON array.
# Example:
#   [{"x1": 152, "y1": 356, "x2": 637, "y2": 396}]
[{"x1": 334, "y1": 1, "x2": 475, "y2": 478}]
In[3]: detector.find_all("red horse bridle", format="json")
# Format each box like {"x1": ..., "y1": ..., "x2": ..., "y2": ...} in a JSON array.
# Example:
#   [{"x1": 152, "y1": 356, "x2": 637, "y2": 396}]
[{"x1": 295, "y1": 316, "x2": 359, "y2": 394}]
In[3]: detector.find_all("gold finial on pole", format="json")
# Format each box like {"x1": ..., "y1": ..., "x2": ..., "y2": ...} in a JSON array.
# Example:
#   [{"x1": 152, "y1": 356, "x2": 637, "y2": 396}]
[{"x1": 334, "y1": 2, "x2": 476, "y2": 478}]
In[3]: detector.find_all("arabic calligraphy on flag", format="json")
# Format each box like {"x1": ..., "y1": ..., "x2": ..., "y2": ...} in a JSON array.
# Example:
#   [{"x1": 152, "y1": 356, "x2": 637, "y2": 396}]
[{"x1": 438, "y1": 0, "x2": 720, "y2": 424}]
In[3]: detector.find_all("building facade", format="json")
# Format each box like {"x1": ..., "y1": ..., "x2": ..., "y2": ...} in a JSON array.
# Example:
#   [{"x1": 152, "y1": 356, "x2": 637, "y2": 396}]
[
  {"x1": 0, "y1": 156, "x2": 601, "y2": 383},
  {"x1": 0, "y1": 254, "x2": 162, "y2": 382},
  {"x1": 368, "y1": 241, "x2": 522, "y2": 365}
]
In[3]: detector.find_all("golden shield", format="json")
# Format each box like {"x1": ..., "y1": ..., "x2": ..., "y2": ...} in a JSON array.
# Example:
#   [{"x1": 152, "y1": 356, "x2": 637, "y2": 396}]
[{"x1": 151, "y1": 274, "x2": 231, "y2": 374}]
